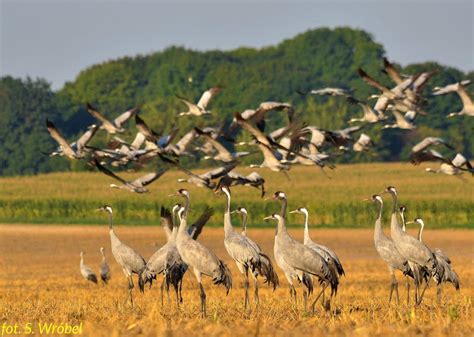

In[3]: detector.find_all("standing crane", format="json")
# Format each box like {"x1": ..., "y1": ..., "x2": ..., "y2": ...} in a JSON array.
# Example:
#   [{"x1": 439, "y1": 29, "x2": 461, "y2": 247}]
[
  {"x1": 97, "y1": 205, "x2": 146, "y2": 307},
  {"x1": 79, "y1": 251, "x2": 98, "y2": 284},
  {"x1": 141, "y1": 204, "x2": 213, "y2": 306},
  {"x1": 405, "y1": 218, "x2": 460, "y2": 301},
  {"x1": 266, "y1": 191, "x2": 338, "y2": 313},
  {"x1": 289, "y1": 207, "x2": 344, "y2": 307},
  {"x1": 217, "y1": 185, "x2": 278, "y2": 310},
  {"x1": 99, "y1": 247, "x2": 111, "y2": 285},
  {"x1": 366, "y1": 196, "x2": 413, "y2": 304},
  {"x1": 383, "y1": 186, "x2": 442, "y2": 305},
  {"x1": 171, "y1": 189, "x2": 232, "y2": 317}
]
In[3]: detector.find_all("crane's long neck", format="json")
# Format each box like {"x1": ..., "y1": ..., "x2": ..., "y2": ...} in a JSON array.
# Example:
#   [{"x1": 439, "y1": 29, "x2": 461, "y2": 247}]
[
  {"x1": 280, "y1": 198, "x2": 287, "y2": 218},
  {"x1": 241, "y1": 213, "x2": 247, "y2": 235},
  {"x1": 108, "y1": 213, "x2": 113, "y2": 230},
  {"x1": 80, "y1": 254, "x2": 84, "y2": 266},
  {"x1": 223, "y1": 190, "x2": 234, "y2": 237},
  {"x1": 374, "y1": 201, "x2": 384, "y2": 240},
  {"x1": 400, "y1": 211, "x2": 406, "y2": 232},
  {"x1": 417, "y1": 223, "x2": 424, "y2": 242},
  {"x1": 101, "y1": 251, "x2": 106, "y2": 261},
  {"x1": 389, "y1": 192, "x2": 402, "y2": 234},
  {"x1": 182, "y1": 194, "x2": 190, "y2": 219},
  {"x1": 276, "y1": 216, "x2": 288, "y2": 237},
  {"x1": 303, "y1": 212, "x2": 311, "y2": 245}
]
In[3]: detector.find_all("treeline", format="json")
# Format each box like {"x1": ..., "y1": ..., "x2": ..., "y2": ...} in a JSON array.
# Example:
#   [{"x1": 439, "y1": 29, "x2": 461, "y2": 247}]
[{"x1": 0, "y1": 27, "x2": 473, "y2": 176}]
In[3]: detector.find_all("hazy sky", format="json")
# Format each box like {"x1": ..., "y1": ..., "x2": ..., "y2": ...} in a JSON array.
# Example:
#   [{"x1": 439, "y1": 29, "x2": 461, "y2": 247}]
[{"x1": 1, "y1": 0, "x2": 473, "y2": 90}]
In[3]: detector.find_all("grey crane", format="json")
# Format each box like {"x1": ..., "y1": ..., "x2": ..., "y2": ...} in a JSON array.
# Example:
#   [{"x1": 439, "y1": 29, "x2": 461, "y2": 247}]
[
  {"x1": 366, "y1": 196, "x2": 413, "y2": 304},
  {"x1": 297, "y1": 87, "x2": 350, "y2": 97},
  {"x1": 94, "y1": 159, "x2": 168, "y2": 193},
  {"x1": 231, "y1": 207, "x2": 249, "y2": 235},
  {"x1": 177, "y1": 86, "x2": 221, "y2": 116},
  {"x1": 194, "y1": 127, "x2": 252, "y2": 162},
  {"x1": 97, "y1": 205, "x2": 146, "y2": 307},
  {"x1": 289, "y1": 207, "x2": 344, "y2": 307},
  {"x1": 432, "y1": 80, "x2": 473, "y2": 117},
  {"x1": 266, "y1": 191, "x2": 338, "y2": 313},
  {"x1": 171, "y1": 189, "x2": 232, "y2": 317},
  {"x1": 383, "y1": 109, "x2": 416, "y2": 130},
  {"x1": 215, "y1": 171, "x2": 266, "y2": 198},
  {"x1": 405, "y1": 218, "x2": 460, "y2": 301},
  {"x1": 347, "y1": 97, "x2": 386, "y2": 124},
  {"x1": 140, "y1": 204, "x2": 213, "y2": 305},
  {"x1": 46, "y1": 120, "x2": 98, "y2": 159},
  {"x1": 409, "y1": 137, "x2": 454, "y2": 165},
  {"x1": 383, "y1": 186, "x2": 442, "y2": 305},
  {"x1": 353, "y1": 133, "x2": 375, "y2": 152},
  {"x1": 99, "y1": 247, "x2": 111, "y2": 285},
  {"x1": 217, "y1": 185, "x2": 278, "y2": 310},
  {"x1": 87, "y1": 103, "x2": 138, "y2": 134},
  {"x1": 177, "y1": 163, "x2": 237, "y2": 189},
  {"x1": 80, "y1": 251, "x2": 98, "y2": 284}
]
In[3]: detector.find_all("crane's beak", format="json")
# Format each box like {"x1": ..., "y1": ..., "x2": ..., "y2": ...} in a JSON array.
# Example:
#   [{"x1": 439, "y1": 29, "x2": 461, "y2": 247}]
[
  {"x1": 264, "y1": 195, "x2": 275, "y2": 201},
  {"x1": 230, "y1": 210, "x2": 237, "y2": 214},
  {"x1": 362, "y1": 197, "x2": 371, "y2": 202},
  {"x1": 289, "y1": 210, "x2": 298, "y2": 214},
  {"x1": 405, "y1": 221, "x2": 414, "y2": 225},
  {"x1": 263, "y1": 216, "x2": 273, "y2": 221},
  {"x1": 168, "y1": 193, "x2": 178, "y2": 197},
  {"x1": 95, "y1": 208, "x2": 103, "y2": 212}
]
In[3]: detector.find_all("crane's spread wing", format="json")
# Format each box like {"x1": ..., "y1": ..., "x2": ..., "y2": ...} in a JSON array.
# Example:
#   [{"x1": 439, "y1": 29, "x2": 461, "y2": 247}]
[
  {"x1": 87, "y1": 103, "x2": 116, "y2": 128},
  {"x1": 76, "y1": 124, "x2": 99, "y2": 151},
  {"x1": 197, "y1": 86, "x2": 220, "y2": 109},
  {"x1": 357, "y1": 68, "x2": 392, "y2": 95},
  {"x1": 188, "y1": 206, "x2": 214, "y2": 240},
  {"x1": 201, "y1": 163, "x2": 237, "y2": 180},
  {"x1": 383, "y1": 58, "x2": 403, "y2": 84},
  {"x1": 94, "y1": 159, "x2": 127, "y2": 184},
  {"x1": 133, "y1": 168, "x2": 168, "y2": 187},
  {"x1": 114, "y1": 106, "x2": 139, "y2": 128},
  {"x1": 46, "y1": 120, "x2": 75, "y2": 154},
  {"x1": 135, "y1": 115, "x2": 159, "y2": 142}
]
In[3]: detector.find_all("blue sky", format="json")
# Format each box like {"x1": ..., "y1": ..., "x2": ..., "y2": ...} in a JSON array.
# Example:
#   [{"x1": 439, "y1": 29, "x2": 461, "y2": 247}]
[{"x1": 1, "y1": 0, "x2": 472, "y2": 89}]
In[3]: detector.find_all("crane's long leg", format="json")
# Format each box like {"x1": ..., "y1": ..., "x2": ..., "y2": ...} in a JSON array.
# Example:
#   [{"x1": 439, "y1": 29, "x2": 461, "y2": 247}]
[
  {"x1": 199, "y1": 282, "x2": 207, "y2": 318},
  {"x1": 192, "y1": 270, "x2": 206, "y2": 318},
  {"x1": 406, "y1": 276, "x2": 411, "y2": 305},
  {"x1": 252, "y1": 272, "x2": 259, "y2": 307},
  {"x1": 388, "y1": 269, "x2": 400, "y2": 305},
  {"x1": 303, "y1": 289, "x2": 308, "y2": 313},
  {"x1": 243, "y1": 267, "x2": 250, "y2": 311},
  {"x1": 416, "y1": 278, "x2": 430, "y2": 306},
  {"x1": 311, "y1": 283, "x2": 328, "y2": 314},
  {"x1": 128, "y1": 275, "x2": 134, "y2": 308},
  {"x1": 179, "y1": 279, "x2": 183, "y2": 303},
  {"x1": 160, "y1": 279, "x2": 165, "y2": 307},
  {"x1": 436, "y1": 284, "x2": 443, "y2": 303}
]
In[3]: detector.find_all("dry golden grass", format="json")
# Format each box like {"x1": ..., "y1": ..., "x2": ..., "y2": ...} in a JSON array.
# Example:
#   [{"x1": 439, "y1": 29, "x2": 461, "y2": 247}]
[{"x1": 0, "y1": 225, "x2": 472, "y2": 337}]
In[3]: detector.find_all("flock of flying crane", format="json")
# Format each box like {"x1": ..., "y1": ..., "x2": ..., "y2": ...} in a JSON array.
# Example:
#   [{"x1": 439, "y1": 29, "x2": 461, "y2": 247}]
[{"x1": 44, "y1": 57, "x2": 470, "y2": 316}]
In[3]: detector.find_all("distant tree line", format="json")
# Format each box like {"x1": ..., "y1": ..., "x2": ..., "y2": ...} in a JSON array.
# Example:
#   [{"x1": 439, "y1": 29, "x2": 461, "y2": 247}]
[{"x1": 0, "y1": 27, "x2": 472, "y2": 176}]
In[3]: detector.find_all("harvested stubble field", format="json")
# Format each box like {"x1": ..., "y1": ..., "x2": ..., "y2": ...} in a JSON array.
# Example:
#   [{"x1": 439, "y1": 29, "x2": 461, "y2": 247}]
[
  {"x1": 0, "y1": 225, "x2": 472, "y2": 337},
  {"x1": 0, "y1": 163, "x2": 472, "y2": 227}
]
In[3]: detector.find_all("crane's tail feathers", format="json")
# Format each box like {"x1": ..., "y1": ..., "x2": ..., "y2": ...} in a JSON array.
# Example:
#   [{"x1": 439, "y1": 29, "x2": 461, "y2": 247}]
[
  {"x1": 301, "y1": 273, "x2": 313, "y2": 295},
  {"x1": 100, "y1": 274, "x2": 109, "y2": 284},
  {"x1": 213, "y1": 260, "x2": 232, "y2": 294},
  {"x1": 165, "y1": 262, "x2": 187, "y2": 293},
  {"x1": 138, "y1": 267, "x2": 156, "y2": 293},
  {"x1": 257, "y1": 252, "x2": 279, "y2": 290},
  {"x1": 88, "y1": 274, "x2": 98, "y2": 284}
]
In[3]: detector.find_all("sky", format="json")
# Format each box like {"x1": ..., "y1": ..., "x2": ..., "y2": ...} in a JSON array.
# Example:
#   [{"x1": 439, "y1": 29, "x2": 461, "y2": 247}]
[{"x1": 1, "y1": 0, "x2": 473, "y2": 90}]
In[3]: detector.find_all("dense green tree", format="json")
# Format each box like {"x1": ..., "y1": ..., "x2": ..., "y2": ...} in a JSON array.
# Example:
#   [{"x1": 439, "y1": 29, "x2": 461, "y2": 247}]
[{"x1": 0, "y1": 28, "x2": 472, "y2": 176}]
